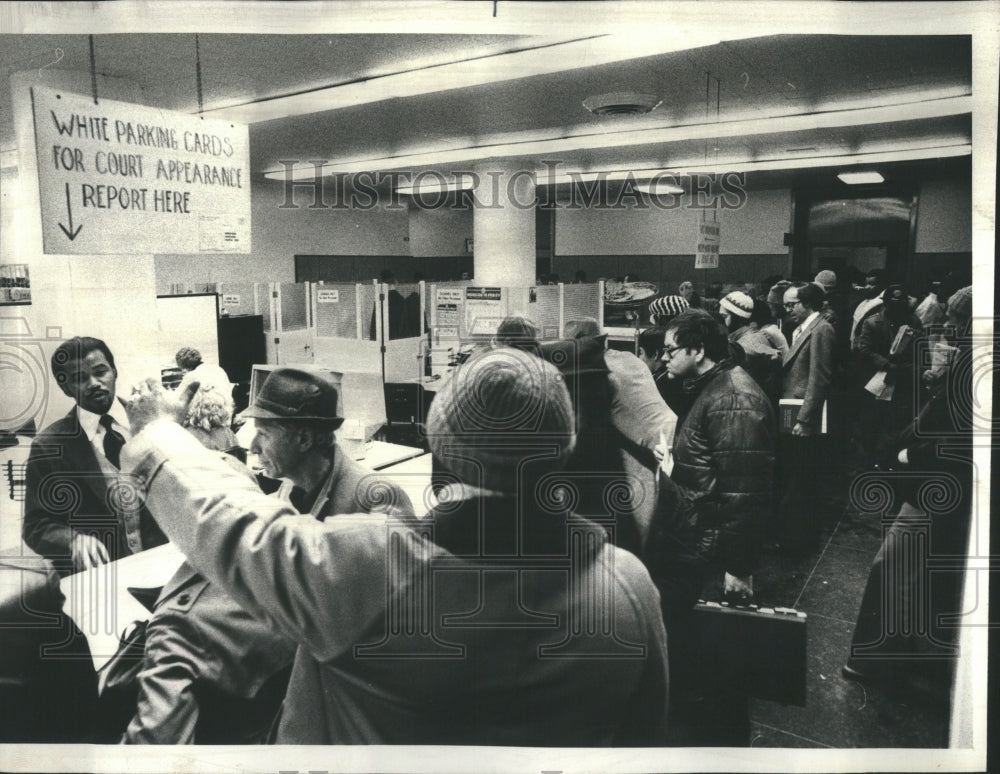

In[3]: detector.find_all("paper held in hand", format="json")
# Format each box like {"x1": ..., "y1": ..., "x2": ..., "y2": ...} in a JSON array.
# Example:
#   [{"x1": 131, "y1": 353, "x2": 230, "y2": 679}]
[
  {"x1": 778, "y1": 399, "x2": 828, "y2": 433},
  {"x1": 864, "y1": 370, "x2": 896, "y2": 401}
]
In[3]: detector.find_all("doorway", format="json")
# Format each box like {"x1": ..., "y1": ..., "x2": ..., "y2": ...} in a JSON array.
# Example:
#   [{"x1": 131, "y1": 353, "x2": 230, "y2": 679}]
[{"x1": 792, "y1": 190, "x2": 916, "y2": 285}]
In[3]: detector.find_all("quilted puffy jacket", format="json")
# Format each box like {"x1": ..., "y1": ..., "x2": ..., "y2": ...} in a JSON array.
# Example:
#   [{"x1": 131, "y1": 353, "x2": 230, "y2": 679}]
[{"x1": 665, "y1": 362, "x2": 775, "y2": 577}]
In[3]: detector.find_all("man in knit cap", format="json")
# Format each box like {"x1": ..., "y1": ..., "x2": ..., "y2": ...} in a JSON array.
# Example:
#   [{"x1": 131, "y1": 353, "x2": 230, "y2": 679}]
[
  {"x1": 720, "y1": 290, "x2": 782, "y2": 398},
  {"x1": 118, "y1": 352, "x2": 669, "y2": 745},
  {"x1": 648, "y1": 294, "x2": 689, "y2": 325}
]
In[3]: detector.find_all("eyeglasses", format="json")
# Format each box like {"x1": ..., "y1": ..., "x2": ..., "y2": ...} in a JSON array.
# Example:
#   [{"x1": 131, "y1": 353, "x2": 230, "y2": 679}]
[
  {"x1": 661, "y1": 343, "x2": 688, "y2": 361},
  {"x1": 783, "y1": 301, "x2": 800, "y2": 310}
]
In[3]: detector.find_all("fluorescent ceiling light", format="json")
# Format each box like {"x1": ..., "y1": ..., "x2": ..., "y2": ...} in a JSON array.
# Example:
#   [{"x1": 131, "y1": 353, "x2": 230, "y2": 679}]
[
  {"x1": 263, "y1": 93, "x2": 971, "y2": 180},
  {"x1": 837, "y1": 171, "x2": 885, "y2": 184},
  {"x1": 395, "y1": 174, "x2": 477, "y2": 195},
  {"x1": 207, "y1": 32, "x2": 725, "y2": 125},
  {"x1": 633, "y1": 179, "x2": 685, "y2": 195},
  {"x1": 546, "y1": 143, "x2": 970, "y2": 185}
]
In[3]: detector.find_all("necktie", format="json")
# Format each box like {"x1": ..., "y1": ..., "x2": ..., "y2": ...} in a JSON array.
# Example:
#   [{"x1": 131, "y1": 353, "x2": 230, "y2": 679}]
[{"x1": 100, "y1": 414, "x2": 125, "y2": 469}]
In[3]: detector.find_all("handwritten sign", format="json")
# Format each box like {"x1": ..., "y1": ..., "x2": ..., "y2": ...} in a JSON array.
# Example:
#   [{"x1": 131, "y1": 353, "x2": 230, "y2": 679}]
[
  {"x1": 32, "y1": 87, "x2": 251, "y2": 255},
  {"x1": 695, "y1": 219, "x2": 720, "y2": 269},
  {"x1": 317, "y1": 289, "x2": 340, "y2": 303}
]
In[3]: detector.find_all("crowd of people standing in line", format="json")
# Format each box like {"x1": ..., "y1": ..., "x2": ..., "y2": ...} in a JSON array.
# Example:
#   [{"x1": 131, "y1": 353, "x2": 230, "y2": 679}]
[{"x1": 11, "y1": 262, "x2": 973, "y2": 747}]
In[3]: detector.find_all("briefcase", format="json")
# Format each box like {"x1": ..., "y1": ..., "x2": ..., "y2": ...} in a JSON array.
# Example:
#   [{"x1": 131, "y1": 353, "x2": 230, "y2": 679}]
[{"x1": 691, "y1": 600, "x2": 807, "y2": 706}]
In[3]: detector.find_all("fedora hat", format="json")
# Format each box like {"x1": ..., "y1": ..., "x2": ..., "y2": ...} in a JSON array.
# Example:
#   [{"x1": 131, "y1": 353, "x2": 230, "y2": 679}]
[{"x1": 239, "y1": 368, "x2": 344, "y2": 428}]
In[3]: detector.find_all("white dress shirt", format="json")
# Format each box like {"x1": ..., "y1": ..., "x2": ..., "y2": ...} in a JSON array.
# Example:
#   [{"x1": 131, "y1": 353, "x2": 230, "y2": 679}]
[
  {"x1": 792, "y1": 312, "x2": 819, "y2": 345},
  {"x1": 78, "y1": 398, "x2": 131, "y2": 470}
]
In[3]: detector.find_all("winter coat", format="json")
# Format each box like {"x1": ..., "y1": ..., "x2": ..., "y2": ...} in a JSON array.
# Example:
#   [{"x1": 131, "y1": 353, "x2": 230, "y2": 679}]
[{"x1": 660, "y1": 362, "x2": 775, "y2": 577}]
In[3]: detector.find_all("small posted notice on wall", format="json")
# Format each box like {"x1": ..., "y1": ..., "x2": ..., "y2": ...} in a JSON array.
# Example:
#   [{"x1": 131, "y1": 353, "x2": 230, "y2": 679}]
[
  {"x1": 317, "y1": 289, "x2": 340, "y2": 303},
  {"x1": 695, "y1": 218, "x2": 720, "y2": 269}
]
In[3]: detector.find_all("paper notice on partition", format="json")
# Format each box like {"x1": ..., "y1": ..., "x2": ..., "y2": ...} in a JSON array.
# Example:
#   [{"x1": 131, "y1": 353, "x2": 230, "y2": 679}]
[
  {"x1": 436, "y1": 303, "x2": 459, "y2": 339},
  {"x1": 465, "y1": 286, "x2": 504, "y2": 335},
  {"x1": 436, "y1": 288, "x2": 463, "y2": 304},
  {"x1": 437, "y1": 303, "x2": 459, "y2": 327},
  {"x1": 317, "y1": 289, "x2": 340, "y2": 303}
]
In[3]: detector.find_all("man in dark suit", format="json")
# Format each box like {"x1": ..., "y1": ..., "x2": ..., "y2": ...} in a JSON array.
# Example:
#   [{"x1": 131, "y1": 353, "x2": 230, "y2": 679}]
[
  {"x1": 776, "y1": 283, "x2": 837, "y2": 552},
  {"x1": 22, "y1": 336, "x2": 166, "y2": 575}
]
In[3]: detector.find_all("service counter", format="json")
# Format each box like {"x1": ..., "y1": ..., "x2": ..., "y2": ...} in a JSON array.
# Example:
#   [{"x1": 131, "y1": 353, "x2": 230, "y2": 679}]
[{"x1": 60, "y1": 442, "x2": 434, "y2": 673}]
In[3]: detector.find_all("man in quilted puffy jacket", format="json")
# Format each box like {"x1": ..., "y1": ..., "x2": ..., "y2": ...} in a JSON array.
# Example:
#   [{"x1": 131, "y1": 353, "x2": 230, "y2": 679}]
[{"x1": 644, "y1": 308, "x2": 775, "y2": 746}]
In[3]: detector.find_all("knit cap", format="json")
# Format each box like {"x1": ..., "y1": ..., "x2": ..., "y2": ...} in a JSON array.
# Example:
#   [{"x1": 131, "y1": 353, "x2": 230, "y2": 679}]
[
  {"x1": 649, "y1": 295, "x2": 689, "y2": 322},
  {"x1": 426, "y1": 348, "x2": 576, "y2": 492},
  {"x1": 947, "y1": 286, "x2": 972, "y2": 321},
  {"x1": 814, "y1": 270, "x2": 837, "y2": 293},
  {"x1": 719, "y1": 291, "x2": 754, "y2": 319},
  {"x1": 767, "y1": 280, "x2": 793, "y2": 304}
]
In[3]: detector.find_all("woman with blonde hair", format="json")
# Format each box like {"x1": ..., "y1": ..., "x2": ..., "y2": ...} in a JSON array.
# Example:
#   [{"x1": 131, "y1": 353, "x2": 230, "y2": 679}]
[{"x1": 183, "y1": 383, "x2": 240, "y2": 455}]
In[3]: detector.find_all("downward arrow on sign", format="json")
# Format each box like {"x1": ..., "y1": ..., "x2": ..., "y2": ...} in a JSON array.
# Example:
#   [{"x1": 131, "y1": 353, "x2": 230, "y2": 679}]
[{"x1": 58, "y1": 182, "x2": 83, "y2": 241}]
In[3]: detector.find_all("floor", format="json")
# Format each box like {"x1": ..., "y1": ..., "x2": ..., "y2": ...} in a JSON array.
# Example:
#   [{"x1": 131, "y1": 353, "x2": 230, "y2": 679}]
[{"x1": 747, "y1": 511, "x2": 953, "y2": 748}]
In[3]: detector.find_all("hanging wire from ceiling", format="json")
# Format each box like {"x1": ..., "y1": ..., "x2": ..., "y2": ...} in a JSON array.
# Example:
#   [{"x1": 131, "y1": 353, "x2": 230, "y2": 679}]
[
  {"x1": 88, "y1": 35, "x2": 98, "y2": 105},
  {"x1": 195, "y1": 33, "x2": 204, "y2": 115}
]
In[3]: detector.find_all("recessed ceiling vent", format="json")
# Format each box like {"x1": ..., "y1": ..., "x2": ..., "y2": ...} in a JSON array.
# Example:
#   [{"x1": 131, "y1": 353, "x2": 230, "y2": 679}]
[{"x1": 583, "y1": 91, "x2": 661, "y2": 116}]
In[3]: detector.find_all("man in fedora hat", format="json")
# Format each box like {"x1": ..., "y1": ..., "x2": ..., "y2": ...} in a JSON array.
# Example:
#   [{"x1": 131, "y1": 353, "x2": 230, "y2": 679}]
[
  {"x1": 121, "y1": 368, "x2": 414, "y2": 744},
  {"x1": 241, "y1": 367, "x2": 414, "y2": 520},
  {"x1": 118, "y1": 351, "x2": 668, "y2": 745}
]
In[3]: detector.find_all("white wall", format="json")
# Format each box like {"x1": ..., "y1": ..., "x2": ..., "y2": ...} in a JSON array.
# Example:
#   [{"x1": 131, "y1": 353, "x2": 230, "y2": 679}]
[
  {"x1": 554, "y1": 188, "x2": 792, "y2": 256},
  {"x1": 154, "y1": 177, "x2": 410, "y2": 293},
  {"x1": 915, "y1": 177, "x2": 972, "y2": 253},
  {"x1": 149, "y1": 171, "x2": 969, "y2": 294},
  {"x1": 408, "y1": 202, "x2": 472, "y2": 257}
]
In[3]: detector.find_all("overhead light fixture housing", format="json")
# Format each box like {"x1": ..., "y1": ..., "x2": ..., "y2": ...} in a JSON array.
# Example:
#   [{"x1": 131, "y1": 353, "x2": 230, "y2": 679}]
[
  {"x1": 395, "y1": 173, "x2": 476, "y2": 196},
  {"x1": 634, "y1": 179, "x2": 685, "y2": 195},
  {"x1": 837, "y1": 170, "x2": 885, "y2": 185},
  {"x1": 583, "y1": 91, "x2": 661, "y2": 116}
]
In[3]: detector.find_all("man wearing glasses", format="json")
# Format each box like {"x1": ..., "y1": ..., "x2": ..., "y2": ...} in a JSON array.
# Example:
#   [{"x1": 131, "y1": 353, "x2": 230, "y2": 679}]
[
  {"x1": 777, "y1": 283, "x2": 837, "y2": 552},
  {"x1": 645, "y1": 309, "x2": 774, "y2": 745}
]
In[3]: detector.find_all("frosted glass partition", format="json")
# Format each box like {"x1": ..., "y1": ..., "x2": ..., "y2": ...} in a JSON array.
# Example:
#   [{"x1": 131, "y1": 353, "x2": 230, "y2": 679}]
[
  {"x1": 314, "y1": 283, "x2": 361, "y2": 339},
  {"x1": 217, "y1": 282, "x2": 259, "y2": 318},
  {"x1": 255, "y1": 284, "x2": 272, "y2": 332},
  {"x1": 563, "y1": 283, "x2": 603, "y2": 331},
  {"x1": 359, "y1": 283, "x2": 378, "y2": 341},
  {"x1": 525, "y1": 284, "x2": 561, "y2": 339},
  {"x1": 278, "y1": 282, "x2": 309, "y2": 331},
  {"x1": 384, "y1": 283, "x2": 422, "y2": 340}
]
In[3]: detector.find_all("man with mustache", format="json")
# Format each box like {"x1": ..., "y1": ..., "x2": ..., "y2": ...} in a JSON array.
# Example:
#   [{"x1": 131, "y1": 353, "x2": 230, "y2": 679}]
[{"x1": 23, "y1": 336, "x2": 166, "y2": 575}]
